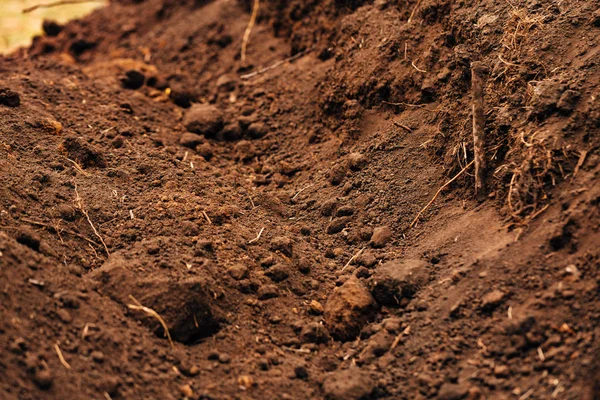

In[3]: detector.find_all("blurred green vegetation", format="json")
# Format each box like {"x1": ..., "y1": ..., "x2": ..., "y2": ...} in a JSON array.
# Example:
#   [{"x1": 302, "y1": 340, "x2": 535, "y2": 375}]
[{"x1": 0, "y1": 0, "x2": 106, "y2": 53}]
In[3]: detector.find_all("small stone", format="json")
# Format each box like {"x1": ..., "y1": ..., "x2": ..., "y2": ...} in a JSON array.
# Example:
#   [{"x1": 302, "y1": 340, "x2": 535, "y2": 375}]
[
  {"x1": 368, "y1": 259, "x2": 429, "y2": 306},
  {"x1": 257, "y1": 284, "x2": 279, "y2": 300},
  {"x1": 437, "y1": 382, "x2": 469, "y2": 400},
  {"x1": 237, "y1": 375, "x2": 254, "y2": 389},
  {"x1": 0, "y1": 88, "x2": 21, "y2": 107},
  {"x1": 324, "y1": 276, "x2": 377, "y2": 341},
  {"x1": 180, "y1": 132, "x2": 205, "y2": 149},
  {"x1": 370, "y1": 226, "x2": 392, "y2": 248},
  {"x1": 321, "y1": 199, "x2": 339, "y2": 216},
  {"x1": 356, "y1": 251, "x2": 377, "y2": 268},
  {"x1": 336, "y1": 205, "x2": 355, "y2": 216},
  {"x1": 196, "y1": 143, "x2": 213, "y2": 160},
  {"x1": 246, "y1": 122, "x2": 269, "y2": 139},
  {"x1": 297, "y1": 257, "x2": 311, "y2": 274},
  {"x1": 529, "y1": 80, "x2": 563, "y2": 119},
  {"x1": 322, "y1": 368, "x2": 374, "y2": 400},
  {"x1": 227, "y1": 264, "x2": 249, "y2": 280},
  {"x1": 216, "y1": 74, "x2": 238, "y2": 92},
  {"x1": 183, "y1": 104, "x2": 224, "y2": 137},
  {"x1": 56, "y1": 309, "x2": 72, "y2": 323},
  {"x1": 180, "y1": 384, "x2": 194, "y2": 398},
  {"x1": 120, "y1": 70, "x2": 145, "y2": 90},
  {"x1": 265, "y1": 264, "x2": 290, "y2": 282},
  {"x1": 308, "y1": 300, "x2": 324, "y2": 315},
  {"x1": 270, "y1": 236, "x2": 293, "y2": 257},
  {"x1": 218, "y1": 353, "x2": 231, "y2": 364},
  {"x1": 327, "y1": 217, "x2": 351, "y2": 234},
  {"x1": 347, "y1": 153, "x2": 368, "y2": 171},
  {"x1": 493, "y1": 364, "x2": 509, "y2": 378},
  {"x1": 328, "y1": 164, "x2": 348, "y2": 186},
  {"x1": 481, "y1": 290, "x2": 506, "y2": 312},
  {"x1": 91, "y1": 351, "x2": 105, "y2": 363}
]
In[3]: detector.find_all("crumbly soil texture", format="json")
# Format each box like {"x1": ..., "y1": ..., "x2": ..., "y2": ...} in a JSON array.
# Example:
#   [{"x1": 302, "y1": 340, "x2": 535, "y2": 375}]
[{"x1": 1, "y1": 0, "x2": 600, "y2": 399}]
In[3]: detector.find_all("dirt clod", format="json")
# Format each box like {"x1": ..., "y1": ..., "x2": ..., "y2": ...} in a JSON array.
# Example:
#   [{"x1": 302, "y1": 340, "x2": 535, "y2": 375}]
[
  {"x1": 369, "y1": 226, "x2": 392, "y2": 248},
  {"x1": 325, "y1": 276, "x2": 377, "y2": 341},
  {"x1": 369, "y1": 259, "x2": 429, "y2": 307},
  {"x1": 183, "y1": 103, "x2": 224, "y2": 137},
  {"x1": 322, "y1": 367, "x2": 375, "y2": 400}
]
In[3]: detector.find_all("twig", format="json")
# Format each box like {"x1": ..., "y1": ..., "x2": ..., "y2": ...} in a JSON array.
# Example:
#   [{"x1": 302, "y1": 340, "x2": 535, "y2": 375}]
[
  {"x1": 74, "y1": 186, "x2": 110, "y2": 256},
  {"x1": 241, "y1": 0, "x2": 260, "y2": 63},
  {"x1": 54, "y1": 343, "x2": 71, "y2": 370},
  {"x1": 409, "y1": 160, "x2": 475, "y2": 228},
  {"x1": 202, "y1": 211, "x2": 212, "y2": 225},
  {"x1": 23, "y1": 0, "x2": 104, "y2": 13},
  {"x1": 292, "y1": 184, "x2": 314, "y2": 200},
  {"x1": 20, "y1": 217, "x2": 100, "y2": 246},
  {"x1": 342, "y1": 247, "x2": 366, "y2": 271},
  {"x1": 63, "y1": 157, "x2": 90, "y2": 176},
  {"x1": 408, "y1": 0, "x2": 423, "y2": 23},
  {"x1": 392, "y1": 120, "x2": 412, "y2": 132},
  {"x1": 127, "y1": 295, "x2": 174, "y2": 349},
  {"x1": 248, "y1": 227, "x2": 264, "y2": 244},
  {"x1": 382, "y1": 100, "x2": 424, "y2": 108},
  {"x1": 471, "y1": 62, "x2": 487, "y2": 199},
  {"x1": 411, "y1": 60, "x2": 427, "y2": 73},
  {"x1": 570, "y1": 150, "x2": 587, "y2": 181},
  {"x1": 240, "y1": 48, "x2": 312, "y2": 80},
  {"x1": 390, "y1": 325, "x2": 411, "y2": 350}
]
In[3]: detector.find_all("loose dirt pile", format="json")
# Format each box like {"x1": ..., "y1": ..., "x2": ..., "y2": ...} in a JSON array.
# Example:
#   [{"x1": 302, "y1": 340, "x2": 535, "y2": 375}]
[{"x1": 1, "y1": 0, "x2": 599, "y2": 399}]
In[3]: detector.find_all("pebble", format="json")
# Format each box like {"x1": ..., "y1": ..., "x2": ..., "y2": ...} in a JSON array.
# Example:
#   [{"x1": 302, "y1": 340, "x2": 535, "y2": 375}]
[
  {"x1": 183, "y1": 103, "x2": 224, "y2": 137},
  {"x1": 327, "y1": 217, "x2": 351, "y2": 234},
  {"x1": 347, "y1": 152, "x2": 368, "y2": 171},
  {"x1": 324, "y1": 276, "x2": 377, "y2": 341},
  {"x1": 481, "y1": 290, "x2": 506, "y2": 312},
  {"x1": 246, "y1": 122, "x2": 269, "y2": 139},
  {"x1": 297, "y1": 257, "x2": 311, "y2": 274},
  {"x1": 336, "y1": 205, "x2": 355, "y2": 217},
  {"x1": 370, "y1": 225, "x2": 392, "y2": 248},
  {"x1": 180, "y1": 384, "x2": 194, "y2": 398},
  {"x1": 0, "y1": 88, "x2": 21, "y2": 107},
  {"x1": 257, "y1": 284, "x2": 279, "y2": 300},
  {"x1": 227, "y1": 264, "x2": 249, "y2": 280},
  {"x1": 308, "y1": 300, "x2": 324, "y2": 315},
  {"x1": 437, "y1": 382, "x2": 469, "y2": 400},
  {"x1": 91, "y1": 351, "x2": 105, "y2": 363},
  {"x1": 218, "y1": 353, "x2": 231, "y2": 364},
  {"x1": 265, "y1": 264, "x2": 290, "y2": 282},
  {"x1": 322, "y1": 368, "x2": 375, "y2": 400},
  {"x1": 179, "y1": 132, "x2": 205, "y2": 149}
]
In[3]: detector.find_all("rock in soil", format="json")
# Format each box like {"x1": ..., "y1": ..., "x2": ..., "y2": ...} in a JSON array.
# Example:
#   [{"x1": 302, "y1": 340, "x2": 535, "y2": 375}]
[
  {"x1": 324, "y1": 276, "x2": 377, "y2": 341},
  {"x1": 370, "y1": 226, "x2": 392, "y2": 248},
  {"x1": 322, "y1": 367, "x2": 375, "y2": 400},
  {"x1": 92, "y1": 254, "x2": 221, "y2": 343},
  {"x1": 368, "y1": 259, "x2": 430, "y2": 307},
  {"x1": 480, "y1": 290, "x2": 506, "y2": 312},
  {"x1": 183, "y1": 103, "x2": 224, "y2": 137}
]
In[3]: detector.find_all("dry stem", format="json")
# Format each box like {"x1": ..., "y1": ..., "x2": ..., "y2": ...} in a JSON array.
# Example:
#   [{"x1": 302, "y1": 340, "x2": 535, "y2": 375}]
[
  {"x1": 74, "y1": 186, "x2": 110, "y2": 256},
  {"x1": 471, "y1": 62, "x2": 487, "y2": 199},
  {"x1": 240, "y1": 48, "x2": 312, "y2": 80},
  {"x1": 127, "y1": 295, "x2": 174, "y2": 349},
  {"x1": 241, "y1": 0, "x2": 260, "y2": 63},
  {"x1": 54, "y1": 343, "x2": 72, "y2": 370},
  {"x1": 409, "y1": 160, "x2": 475, "y2": 228}
]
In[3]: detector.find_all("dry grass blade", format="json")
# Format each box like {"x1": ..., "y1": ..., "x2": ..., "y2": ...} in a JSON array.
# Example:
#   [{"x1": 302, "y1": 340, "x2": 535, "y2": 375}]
[
  {"x1": 127, "y1": 295, "x2": 174, "y2": 349},
  {"x1": 241, "y1": 0, "x2": 259, "y2": 63},
  {"x1": 54, "y1": 343, "x2": 72, "y2": 370},
  {"x1": 410, "y1": 160, "x2": 475, "y2": 228},
  {"x1": 74, "y1": 186, "x2": 110, "y2": 256}
]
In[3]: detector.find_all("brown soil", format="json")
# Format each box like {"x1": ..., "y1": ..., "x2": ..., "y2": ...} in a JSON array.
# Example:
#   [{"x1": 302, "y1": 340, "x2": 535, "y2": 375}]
[{"x1": 1, "y1": 0, "x2": 599, "y2": 399}]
